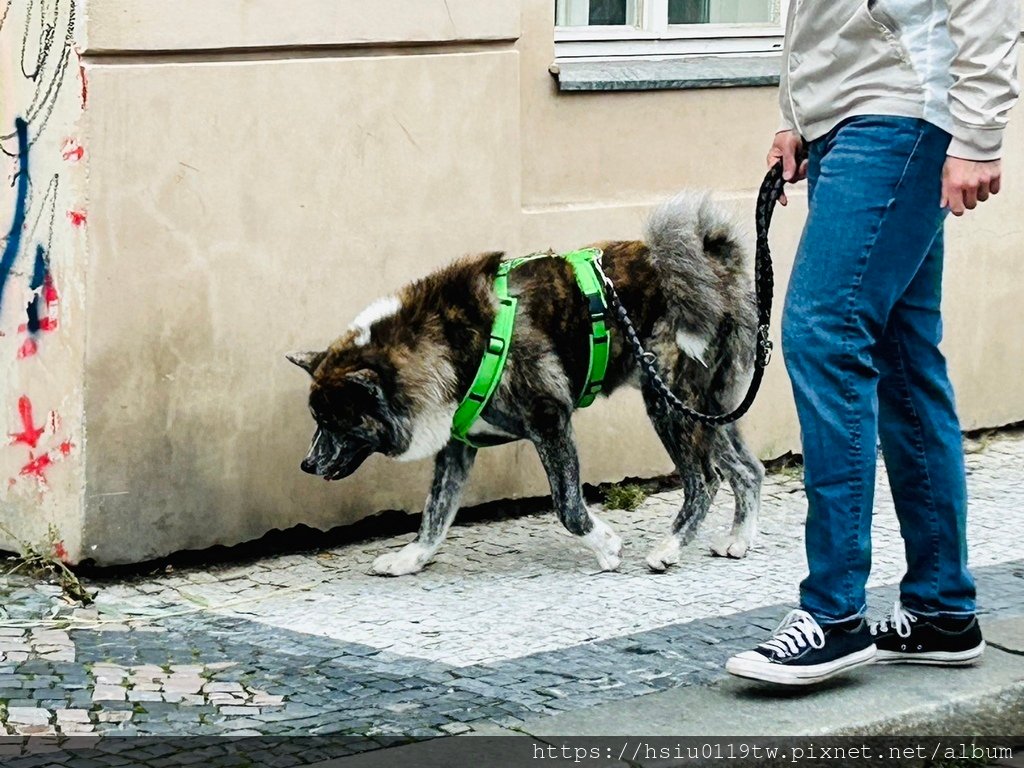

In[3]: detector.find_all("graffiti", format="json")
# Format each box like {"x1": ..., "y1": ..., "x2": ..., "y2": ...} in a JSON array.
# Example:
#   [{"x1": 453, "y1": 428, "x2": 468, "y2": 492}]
[
  {"x1": 0, "y1": 0, "x2": 78, "y2": 157},
  {"x1": 1, "y1": 0, "x2": 79, "y2": 490},
  {"x1": 19, "y1": 438, "x2": 75, "y2": 483},
  {"x1": 17, "y1": 244, "x2": 60, "y2": 358},
  {"x1": 60, "y1": 137, "x2": 82, "y2": 162},
  {"x1": 0, "y1": 118, "x2": 61, "y2": 355},
  {"x1": 0, "y1": 119, "x2": 30, "y2": 314},
  {"x1": 10, "y1": 395, "x2": 44, "y2": 448},
  {"x1": 1, "y1": 0, "x2": 76, "y2": 318},
  {"x1": 7, "y1": 394, "x2": 72, "y2": 485},
  {"x1": 20, "y1": 451, "x2": 52, "y2": 479}
]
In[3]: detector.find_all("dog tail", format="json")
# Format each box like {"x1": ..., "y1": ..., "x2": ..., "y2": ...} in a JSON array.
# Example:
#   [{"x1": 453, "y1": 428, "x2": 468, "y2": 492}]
[
  {"x1": 643, "y1": 191, "x2": 756, "y2": 383},
  {"x1": 644, "y1": 190, "x2": 747, "y2": 273}
]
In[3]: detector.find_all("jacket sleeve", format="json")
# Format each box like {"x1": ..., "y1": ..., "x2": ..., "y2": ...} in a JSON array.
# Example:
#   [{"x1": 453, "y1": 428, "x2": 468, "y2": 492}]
[
  {"x1": 777, "y1": 2, "x2": 798, "y2": 133},
  {"x1": 946, "y1": 0, "x2": 1021, "y2": 160}
]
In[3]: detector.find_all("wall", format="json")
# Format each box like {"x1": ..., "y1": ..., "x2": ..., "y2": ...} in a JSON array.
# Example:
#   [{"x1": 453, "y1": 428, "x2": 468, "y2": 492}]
[
  {"x1": 3, "y1": 2, "x2": 1021, "y2": 564},
  {"x1": 0, "y1": 1, "x2": 87, "y2": 561}
]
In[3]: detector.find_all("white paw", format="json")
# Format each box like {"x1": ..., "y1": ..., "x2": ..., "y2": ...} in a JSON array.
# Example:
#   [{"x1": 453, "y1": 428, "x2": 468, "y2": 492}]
[
  {"x1": 582, "y1": 515, "x2": 623, "y2": 572},
  {"x1": 370, "y1": 542, "x2": 434, "y2": 576},
  {"x1": 646, "y1": 535, "x2": 681, "y2": 572},
  {"x1": 710, "y1": 533, "x2": 751, "y2": 559}
]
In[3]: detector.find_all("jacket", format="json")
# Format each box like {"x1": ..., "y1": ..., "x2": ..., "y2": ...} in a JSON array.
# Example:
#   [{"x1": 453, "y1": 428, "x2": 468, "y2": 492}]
[{"x1": 779, "y1": 0, "x2": 1021, "y2": 160}]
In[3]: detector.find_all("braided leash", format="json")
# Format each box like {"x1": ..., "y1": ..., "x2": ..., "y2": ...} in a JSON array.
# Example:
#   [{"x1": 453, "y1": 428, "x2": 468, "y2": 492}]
[{"x1": 597, "y1": 163, "x2": 787, "y2": 425}]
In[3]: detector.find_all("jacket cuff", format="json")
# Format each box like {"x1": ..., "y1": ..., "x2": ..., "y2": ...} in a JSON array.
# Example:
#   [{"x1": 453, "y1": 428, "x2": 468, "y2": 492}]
[{"x1": 948, "y1": 126, "x2": 1004, "y2": 161}]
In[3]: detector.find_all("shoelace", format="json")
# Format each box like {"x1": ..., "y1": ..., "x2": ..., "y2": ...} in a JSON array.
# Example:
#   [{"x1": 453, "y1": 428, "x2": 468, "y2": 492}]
[
  {"x1": 870, "y1": 600, "x2": 917, "y2": 638},
  {"x1": 758, "y1": 609, "x2": 826, "y2": 657}
]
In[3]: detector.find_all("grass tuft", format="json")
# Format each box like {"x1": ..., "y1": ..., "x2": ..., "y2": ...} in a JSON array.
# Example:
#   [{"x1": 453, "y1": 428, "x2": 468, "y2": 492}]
[{"x1": 602, "y1": 483, "x2": 649, "y2": 511}]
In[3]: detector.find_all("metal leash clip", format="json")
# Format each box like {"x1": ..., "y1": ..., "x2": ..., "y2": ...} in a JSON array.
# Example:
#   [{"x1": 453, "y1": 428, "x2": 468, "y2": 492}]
[{"x1": 757, "y1": 324, "x2": 774, "y2": 367}]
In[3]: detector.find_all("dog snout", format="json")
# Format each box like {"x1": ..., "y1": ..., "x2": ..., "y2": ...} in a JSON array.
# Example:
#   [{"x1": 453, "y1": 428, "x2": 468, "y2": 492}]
[{"x1": 301, "y1": 427, "x2": 328, "y2": 475}]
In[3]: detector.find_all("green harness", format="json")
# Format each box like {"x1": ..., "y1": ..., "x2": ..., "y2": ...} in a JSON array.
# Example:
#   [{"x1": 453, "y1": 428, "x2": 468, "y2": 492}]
[{"x1": 451, "y1": 248, "x2": 611, "y2": 448}]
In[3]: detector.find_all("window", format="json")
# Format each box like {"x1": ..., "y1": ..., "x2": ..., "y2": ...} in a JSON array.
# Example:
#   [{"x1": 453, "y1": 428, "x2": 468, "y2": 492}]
[{"x1": 554, "y1": 0, "x2": 788, "y2": 61}]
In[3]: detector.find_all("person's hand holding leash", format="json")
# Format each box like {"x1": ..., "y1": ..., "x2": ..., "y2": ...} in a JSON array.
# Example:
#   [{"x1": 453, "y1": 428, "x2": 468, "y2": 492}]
[
  {"x1": 767, "y1": 130, "x2": 807, "y2": 206},
  {"x1": 942, "y1": 157, "x2": 1002, "y2": 216}
]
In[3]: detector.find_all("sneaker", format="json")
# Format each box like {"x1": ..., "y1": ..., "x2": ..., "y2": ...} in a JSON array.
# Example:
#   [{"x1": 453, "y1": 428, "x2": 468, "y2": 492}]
[
  {"x1": 726, "y1": 609, "x2": 877, "y2": 686},
  {"x1": 870, "y1": 601, "x2": 985, "y2": 665}
]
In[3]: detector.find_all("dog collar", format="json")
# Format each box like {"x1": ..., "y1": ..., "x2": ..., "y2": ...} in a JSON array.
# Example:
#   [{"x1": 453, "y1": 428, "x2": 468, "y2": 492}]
[{"x1": 451, "y1": 248, "x2": 611, "y2": 448}]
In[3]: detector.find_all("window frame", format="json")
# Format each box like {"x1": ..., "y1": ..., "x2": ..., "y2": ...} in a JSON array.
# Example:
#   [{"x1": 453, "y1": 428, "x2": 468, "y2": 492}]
[{"x1": 554, "y1": 0, "x2": 789, "y2": 61}]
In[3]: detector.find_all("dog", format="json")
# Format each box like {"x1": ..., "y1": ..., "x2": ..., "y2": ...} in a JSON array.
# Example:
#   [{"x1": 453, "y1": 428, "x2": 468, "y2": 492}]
[{"x1": 287, "y1": 192, "x2": 764, "y2": 576}]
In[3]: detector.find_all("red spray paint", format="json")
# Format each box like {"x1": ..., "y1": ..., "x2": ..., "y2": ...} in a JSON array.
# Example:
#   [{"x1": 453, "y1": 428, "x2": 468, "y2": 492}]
[
  {"x1": 61, "y1": 139, "x2": 84, "y2": 162},
  {"x1": 17, "y1": 338, "x2": 38, "y2": 359},
  {"x1": 10, "y1": 396, "x2": 45, "y2": 448},
  {"x1": 20, "y1": 452, "x2": 53, "y2": 479},
  {"x1": 78, "y1": 53, "x2": 89, "y2": 108}
]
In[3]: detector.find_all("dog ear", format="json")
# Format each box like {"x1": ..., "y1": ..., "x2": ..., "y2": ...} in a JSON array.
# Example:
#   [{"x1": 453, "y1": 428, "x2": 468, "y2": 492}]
[{"x1": 286, "y1": 350, "x2": 325, "y2": 375}]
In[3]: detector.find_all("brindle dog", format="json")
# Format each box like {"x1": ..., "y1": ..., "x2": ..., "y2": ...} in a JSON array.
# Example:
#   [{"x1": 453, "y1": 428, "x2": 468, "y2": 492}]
[{"x1": 288, "y1": 192, "x2": 763, "y2": 575}]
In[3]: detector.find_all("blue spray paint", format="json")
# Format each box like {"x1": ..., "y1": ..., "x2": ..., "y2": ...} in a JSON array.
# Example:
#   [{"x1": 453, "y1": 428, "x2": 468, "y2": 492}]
[{"x1": 0, "y1": 118, "x2": 30, "y2": 315}]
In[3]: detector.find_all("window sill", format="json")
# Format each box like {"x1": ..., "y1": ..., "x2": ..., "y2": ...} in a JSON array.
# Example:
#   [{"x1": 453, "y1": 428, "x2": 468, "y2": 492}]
[{"x1": 551, "y1": 54, "x2": 781, "y2": 92}]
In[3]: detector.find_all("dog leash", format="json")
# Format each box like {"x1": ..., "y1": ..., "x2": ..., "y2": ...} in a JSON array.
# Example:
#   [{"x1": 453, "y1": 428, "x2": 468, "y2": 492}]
[{"x1": 596, "y1": 162, "x2": 787, "y2": 426}]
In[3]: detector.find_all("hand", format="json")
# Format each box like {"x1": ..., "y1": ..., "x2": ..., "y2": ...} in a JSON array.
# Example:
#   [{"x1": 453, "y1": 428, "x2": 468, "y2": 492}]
[
  {"x1": 767, "y1": 130, "x2": 807, "y2": 206},
  {"x1": 942, "y1": 157, "x2": 1002, "y2": 216}
]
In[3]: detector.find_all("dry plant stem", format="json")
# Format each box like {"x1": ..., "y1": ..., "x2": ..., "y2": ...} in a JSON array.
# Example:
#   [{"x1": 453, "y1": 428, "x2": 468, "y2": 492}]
[{"x1": 0, "y1": 522, "x2": 93, "y2": 605}]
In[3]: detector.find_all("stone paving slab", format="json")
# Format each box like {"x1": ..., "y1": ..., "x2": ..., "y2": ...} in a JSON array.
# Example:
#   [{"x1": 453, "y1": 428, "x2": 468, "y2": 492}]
[
  {"x1": 0, "y1": 429, "x2": 1021, "y2": 757},
  {"x1": 80, "y1": 429, "x2": 1024, "y2": 668},
  {"x1": 988, "y1": 617, "x2": 1024, "y2": 654}
]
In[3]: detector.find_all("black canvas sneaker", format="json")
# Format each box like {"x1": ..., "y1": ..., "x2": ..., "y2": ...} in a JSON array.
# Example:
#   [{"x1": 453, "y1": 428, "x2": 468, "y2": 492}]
[
  {"x1": 726, "y1": 609, "x2": 877, "y2": 685},
  {"x1": 870, "y1": 601, "x2": 985, "y2": 665}
]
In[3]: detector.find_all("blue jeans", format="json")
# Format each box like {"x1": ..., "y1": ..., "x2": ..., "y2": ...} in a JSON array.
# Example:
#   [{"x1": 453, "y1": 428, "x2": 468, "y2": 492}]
[{"x1": 783, "y1": 115, "x2": 975, "y2": 624}]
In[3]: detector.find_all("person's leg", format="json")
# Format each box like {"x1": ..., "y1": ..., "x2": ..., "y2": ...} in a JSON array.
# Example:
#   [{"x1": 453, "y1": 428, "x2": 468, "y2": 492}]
[
  {"x1": 727, "y1": 116, "x2": 951, "y2": 685},
  {"x1": 869, "y1": 229, "x2": 984, "y2": 664},
  {"x1": 876, "y1": 227, "x2": 975, "y2": 617},
  {"x1": 783, "y1": 116, "x2": 951, "y2": 625}
]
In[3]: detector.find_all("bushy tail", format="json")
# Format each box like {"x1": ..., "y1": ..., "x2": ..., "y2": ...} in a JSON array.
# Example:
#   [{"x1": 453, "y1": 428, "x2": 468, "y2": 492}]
[
  {"x1": 643, "y1": 191, "x2": 756, "y2": 380},
  {"x1": 644, "y1": 190, "x2": 748, "y2": 274}
]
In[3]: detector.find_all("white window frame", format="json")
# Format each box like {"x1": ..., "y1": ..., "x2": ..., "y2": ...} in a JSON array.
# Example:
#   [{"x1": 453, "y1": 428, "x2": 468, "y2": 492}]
[{"x1": 555, "y1": 0, "x2": 789, "y2": 61}]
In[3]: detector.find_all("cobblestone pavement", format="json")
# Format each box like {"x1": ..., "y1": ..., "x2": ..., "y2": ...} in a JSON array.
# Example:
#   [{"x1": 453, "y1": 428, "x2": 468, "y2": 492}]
[{"x1": 0, "y1": 429, "x2": 1023, "y2": 760}]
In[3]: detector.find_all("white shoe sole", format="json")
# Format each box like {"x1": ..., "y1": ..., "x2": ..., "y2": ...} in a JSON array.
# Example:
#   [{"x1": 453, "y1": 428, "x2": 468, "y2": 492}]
[
  {"x1": 726, "y1": 645, "x2": 877, "y2": 686},
  {"x1": 875, "y1": 640, "x2": 985, "y2": 666}
]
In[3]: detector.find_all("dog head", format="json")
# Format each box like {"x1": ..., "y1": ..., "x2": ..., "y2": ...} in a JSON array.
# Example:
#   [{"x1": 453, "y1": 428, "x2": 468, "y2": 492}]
[{"x1": 287, "y1": 348, "x2": 403, "y2": 480}]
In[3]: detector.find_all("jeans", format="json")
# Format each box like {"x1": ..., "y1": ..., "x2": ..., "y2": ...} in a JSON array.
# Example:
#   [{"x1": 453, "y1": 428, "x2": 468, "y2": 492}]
[{"x1": 782, "y1": 115, "x2": 976, "y2": 624}]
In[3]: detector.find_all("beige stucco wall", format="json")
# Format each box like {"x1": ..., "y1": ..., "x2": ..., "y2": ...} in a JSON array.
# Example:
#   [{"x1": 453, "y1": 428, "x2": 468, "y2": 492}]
[
  {"x1": 3, "y1": 1, "x2": 1021, "y2": 564},
  {"x1": 82, "y1": 0, "x2": 520, "y2": 53}
]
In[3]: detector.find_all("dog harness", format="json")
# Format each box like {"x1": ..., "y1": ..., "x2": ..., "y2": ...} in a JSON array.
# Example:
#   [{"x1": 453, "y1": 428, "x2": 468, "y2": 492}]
[{"x1": 451, "y1": 248, "x2": 611, "y2": 448}]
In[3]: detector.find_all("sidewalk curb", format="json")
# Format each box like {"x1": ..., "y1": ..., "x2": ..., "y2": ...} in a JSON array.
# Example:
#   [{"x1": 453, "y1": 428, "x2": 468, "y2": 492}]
[{"x1": 506, "y1": 646, "x2": 1024, "y2": 740}]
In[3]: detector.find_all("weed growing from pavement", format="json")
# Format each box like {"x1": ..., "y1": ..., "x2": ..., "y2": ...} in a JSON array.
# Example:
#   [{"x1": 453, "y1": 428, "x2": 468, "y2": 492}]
[
  {"x1": 0, "y1": 522, "x2": 94, "y2": 604},
  {"x1": 965, "y1": 430, "x2": 996, "y2": 455},
  {"x1": 602, "y1": 483, "x2": 649, "y2": 511}
]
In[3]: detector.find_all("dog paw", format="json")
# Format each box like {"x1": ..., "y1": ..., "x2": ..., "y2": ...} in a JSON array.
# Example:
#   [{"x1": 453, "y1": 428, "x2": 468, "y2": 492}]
[
  {"x1": 710, "y1": 534, "x2": 751, "y2": 559},
  {"x1": 646, "y1": 535, "x2": 681, "y2": 572},
  {"x1": 370, "y1": 543, "x2": 433, "y2": 576},
  {"x1": 583, "y1": 516, "x2": 622, "y2": 572}
]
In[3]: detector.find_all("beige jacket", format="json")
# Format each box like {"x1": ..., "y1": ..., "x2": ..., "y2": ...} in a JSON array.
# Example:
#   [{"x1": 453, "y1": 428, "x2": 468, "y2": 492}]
[{"x1": 780, "y1": 0, "x2": 1021, "y2": 160}]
